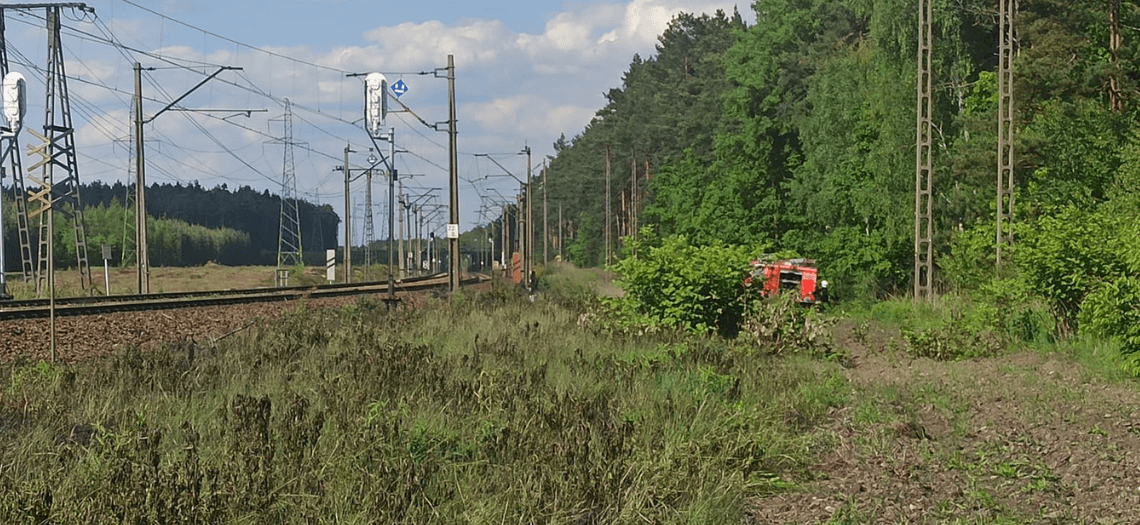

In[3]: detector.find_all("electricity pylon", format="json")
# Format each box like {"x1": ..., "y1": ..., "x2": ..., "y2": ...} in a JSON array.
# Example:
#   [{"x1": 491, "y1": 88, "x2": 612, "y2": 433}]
[
  {"x1": 271, "y1": 99, "x2": 303, "y2": 272},
  {"x1": 27, "y1": 6, "x2": 93, "y2": 296},
  {"x1": 0, "y1": 11, "x2": 35, "y2": 283}
]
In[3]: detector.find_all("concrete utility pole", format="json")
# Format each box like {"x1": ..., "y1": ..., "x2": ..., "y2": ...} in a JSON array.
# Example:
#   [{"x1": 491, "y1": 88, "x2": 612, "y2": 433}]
[
  {"x1": 343, "y1": 144, "x2": 354, "y2": 283},
  {"x1": 516, "y1": 193, "x2": 524, "y2": 279},
  {"x1": 446, "y1": 55, "x2": 460, "y2": 292},
  {"x1": 398, "y1": 186, "x2": 405, "y2": 278},
  {"x1": 542, "y1": 160, "x2": 548, "y2": 264},
  {"x1": 133, "y1": 63, "x2": 242, "y2": 293},
  {"x1": 133, "y1": 63, "x2": 147, "y2": 293},
  {"x1": 364, "y1": 165, "x2": 373, "y2": 277},
  {"x1": 914, "y1": 0, "x2": 933, "y2": 301},
  {"x1": 386, "y1": 127, "x2": 396, "y2": 303},
  {"x1": 996, "y1": 0, "x2": 1016, "y2": 266},
  {"x1": 415, "y1": 205, "x2": 422, "y2": 272},
  {"x1": 524, "y1": 146, "x2": 532, "y2": 288},
  {"x1": 506, "y1": 207, "x2": 510, "y2": 274},
  {"x1": 605, "y1": 144, "x2": 612, "y2": 266}
]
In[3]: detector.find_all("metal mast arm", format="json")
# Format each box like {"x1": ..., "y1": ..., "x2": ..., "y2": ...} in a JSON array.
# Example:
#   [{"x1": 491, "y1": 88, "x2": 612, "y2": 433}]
[{"x1": 144, "y1": 67, "x2": 241, "y2": 124}]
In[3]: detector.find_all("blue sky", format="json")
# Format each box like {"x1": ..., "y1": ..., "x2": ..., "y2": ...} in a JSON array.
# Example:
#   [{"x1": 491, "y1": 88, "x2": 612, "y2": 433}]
[
  {"x1": 2, "y1": 0, "x2": 753, "y2": 244},
  {"x1": 146, "y1": 0, "x2": 564, "y2": 42}
]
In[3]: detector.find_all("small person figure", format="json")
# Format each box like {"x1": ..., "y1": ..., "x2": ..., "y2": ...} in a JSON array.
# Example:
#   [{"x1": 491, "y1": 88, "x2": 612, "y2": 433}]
[{"x1": 816, "y1": 280, "x2": 829, "y2": 303}]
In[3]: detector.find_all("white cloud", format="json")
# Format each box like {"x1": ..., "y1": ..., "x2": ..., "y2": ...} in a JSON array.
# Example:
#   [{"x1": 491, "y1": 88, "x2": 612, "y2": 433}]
[
  {"x1": 9, "y1": 0, "x2": 752, "y2": 235},
  {"x1": 363, "y1": 19, "x2": 514, "y2": 70},
  {"x1": 465, "y1": 95, "x2": 595, "y2": 140}
]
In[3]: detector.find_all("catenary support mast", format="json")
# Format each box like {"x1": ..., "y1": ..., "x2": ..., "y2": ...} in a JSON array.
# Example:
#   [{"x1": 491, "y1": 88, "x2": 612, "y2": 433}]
[
  {"x1": 996, "y1": 0, "x2": 1016, "y2": 266},
  {"x1": 913, "y1": 0, "x2": 933, "y2": 301},
  {"x1": 29, "y1": 6, "x2": 92, "y2": 296},
  {"x1": 0, "y1": 10, "x2": 35, "y2": 284}
]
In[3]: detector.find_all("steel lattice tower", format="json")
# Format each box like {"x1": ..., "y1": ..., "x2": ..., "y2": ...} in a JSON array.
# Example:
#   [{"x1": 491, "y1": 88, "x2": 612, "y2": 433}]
[
  {"x1": 121, "y1": 97, "x2": 137, "y2": 269},
  {"x1": 996, "y1": 0, "x2": 1016, "y2": 265},
  {"x1": 28, "y1": 6, "x2": 92, "y2": 296},
  {"x1": 274, "y1": 99, "x2": 303, "y2": 269},
  {"x1": 914, "y1": 0, "x2": 933, "y2": 301},
  {"x1": 0, "y1": 10, "x2": 35, "y2": 283}
]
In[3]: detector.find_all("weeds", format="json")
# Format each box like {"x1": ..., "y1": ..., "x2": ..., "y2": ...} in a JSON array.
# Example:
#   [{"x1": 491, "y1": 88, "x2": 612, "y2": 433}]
[
  {"x1": 0, "y1": 282, "x2": 843, "y2": 524},
  {"x1": 743, "y1": 293, "x2": 837, "y2": 357}
]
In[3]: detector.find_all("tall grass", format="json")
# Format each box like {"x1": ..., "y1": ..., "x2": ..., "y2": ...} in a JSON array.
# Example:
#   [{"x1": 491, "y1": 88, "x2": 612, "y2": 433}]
[
  {"x1": 0, "y1": 287, "x2": 846, "y2": 524},
  {"x1": 838, "y1": 292, "x2": 1057, "y2": 361}
]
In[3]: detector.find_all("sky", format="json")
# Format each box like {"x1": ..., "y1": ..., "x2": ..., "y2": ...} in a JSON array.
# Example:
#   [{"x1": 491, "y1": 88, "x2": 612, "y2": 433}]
[{"x1": 0, "y1": 0, "x2": 754, "y2": 247}]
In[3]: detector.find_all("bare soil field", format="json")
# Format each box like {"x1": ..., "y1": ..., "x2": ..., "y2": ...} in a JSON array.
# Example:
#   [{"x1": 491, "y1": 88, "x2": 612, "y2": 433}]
[
  {"x1": 752, "y1": 321, "x2": 1140, "y2": 524},
  {"x1": 4, "y1": 263, "x2": 350, "y2": 300}
]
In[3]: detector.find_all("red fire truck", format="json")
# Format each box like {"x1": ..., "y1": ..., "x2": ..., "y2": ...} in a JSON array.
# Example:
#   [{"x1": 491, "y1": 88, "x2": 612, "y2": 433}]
[{"x1": 744, "y1": 258, "x2": 828, "y2": 305}]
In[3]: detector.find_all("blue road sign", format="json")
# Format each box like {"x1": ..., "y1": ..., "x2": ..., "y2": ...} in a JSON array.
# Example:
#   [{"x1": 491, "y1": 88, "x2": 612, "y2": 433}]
[{"x1": 391, "y1": 79, "x2": 409, "y2": 98}]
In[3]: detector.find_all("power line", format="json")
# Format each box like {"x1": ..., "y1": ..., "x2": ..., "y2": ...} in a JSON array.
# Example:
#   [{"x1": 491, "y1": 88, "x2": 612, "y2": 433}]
[
  {"x1": 6, "y1": 5, "x2": 458, "y2": 207},
  {"x1": 116, "y1": 0, "x2": 352, "y2": 75}
]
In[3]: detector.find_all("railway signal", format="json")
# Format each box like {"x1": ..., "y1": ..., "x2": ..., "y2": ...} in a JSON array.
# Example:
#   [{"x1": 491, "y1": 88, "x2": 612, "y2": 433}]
[
  {"x1": 0, "y1": 70, "x2": 25, "y2": 301},
  {"x1": 365, "y1": 72, "x2": 388, "y2": 140}
]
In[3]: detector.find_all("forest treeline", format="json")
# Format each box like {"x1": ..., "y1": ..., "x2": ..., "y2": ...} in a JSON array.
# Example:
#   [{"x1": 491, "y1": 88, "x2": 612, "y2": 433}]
[
  {"x1": 2, "y1": 181, "x2": 340, "y2": 269},
  {"x1": 539, "y1": 1, "x2": 1140, "y2": 367}
]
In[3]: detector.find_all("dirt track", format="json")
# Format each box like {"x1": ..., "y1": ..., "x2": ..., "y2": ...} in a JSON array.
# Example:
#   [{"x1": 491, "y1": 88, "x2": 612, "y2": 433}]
[{"x1": 753, "y1": 323, "x2": 1140, "y2": 524}]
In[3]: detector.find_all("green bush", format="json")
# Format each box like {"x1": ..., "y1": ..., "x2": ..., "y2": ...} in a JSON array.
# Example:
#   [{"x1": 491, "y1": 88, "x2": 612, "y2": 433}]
[
  {"x1": 1017, "y1": 207, "x2": 1126, "y2": 334},
  {"x1": 742, "y1": 293, "x2": 835, "y2": 356},
  {"x1": 1077, "y1": 221, "x2": 1140, "y2": 373},
  {"x1": 606, "y1": 231, "x2": 759, "y2": 336}
]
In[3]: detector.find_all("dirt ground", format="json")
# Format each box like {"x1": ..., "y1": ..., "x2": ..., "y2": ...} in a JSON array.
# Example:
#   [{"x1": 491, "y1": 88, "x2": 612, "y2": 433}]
[{"x1": 751, "y1": 321, "x2": 1140, "y2": 524}]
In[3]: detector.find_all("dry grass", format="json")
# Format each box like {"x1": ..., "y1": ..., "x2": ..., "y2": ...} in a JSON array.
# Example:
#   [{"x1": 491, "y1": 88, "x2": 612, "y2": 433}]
[{"x1": 3, "y1": 263, "x2": 352, "y2": 299}]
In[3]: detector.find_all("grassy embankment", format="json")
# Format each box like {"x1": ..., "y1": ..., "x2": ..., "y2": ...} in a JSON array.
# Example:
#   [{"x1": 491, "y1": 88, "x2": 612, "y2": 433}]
[
  {"x1": 2, "y1": 264, "x2": 1137, "y2": 523},
  {"x1": 0, "y1": 265, "x2": 847, "y2": 523}
]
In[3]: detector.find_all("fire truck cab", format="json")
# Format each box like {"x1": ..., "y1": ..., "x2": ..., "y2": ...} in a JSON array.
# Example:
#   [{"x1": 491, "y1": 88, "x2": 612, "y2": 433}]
[{"x1": 744, "y1": 258, "x2": 828, "y2": 305}]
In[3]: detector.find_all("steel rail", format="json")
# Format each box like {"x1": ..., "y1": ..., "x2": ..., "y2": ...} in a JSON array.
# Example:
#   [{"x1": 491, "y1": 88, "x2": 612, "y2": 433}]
[{"x1": 0, "y1": 273, "x2": 483, "y2": 320}]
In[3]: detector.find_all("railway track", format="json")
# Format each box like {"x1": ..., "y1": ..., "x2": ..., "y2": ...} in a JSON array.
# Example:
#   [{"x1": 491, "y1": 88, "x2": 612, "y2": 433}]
[{"x1": 0, "y1": 273, "x2": 483, "y2": 320}]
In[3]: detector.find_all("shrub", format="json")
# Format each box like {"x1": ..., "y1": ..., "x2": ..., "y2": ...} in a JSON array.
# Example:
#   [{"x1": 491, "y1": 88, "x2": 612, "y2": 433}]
[
  {"x1": 742, "y1": 293, "x2": 834, "y2": 356},
  {"x1": 606, "y1": 231, "x2": 758, "y2": 336}
]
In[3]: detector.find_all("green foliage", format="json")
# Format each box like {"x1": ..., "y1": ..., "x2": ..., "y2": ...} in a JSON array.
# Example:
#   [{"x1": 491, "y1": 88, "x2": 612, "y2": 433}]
[
  {"x1": 1021, "y1": 99, "x2": 1120, "y2": 213},
  {"x1": 1016, "y1": 207, "x2": 1125, "y2": 333},
  {"x1": 742, "y1": 293, "x2": 836, "y2": 356},
  {"x1": 542, "y1": 10, "x2": 746, "y2": 265},
  {"x1": 901, "y1": 322, "x2": 1002, "y2": 361},
  {"x1": 941, "y1": 223, "x2": 998, "y2": 292},
  {"x1": 81, "y1": 181, "x2": 340, "y2": 260},
  {"x1": 1080, "y1": 277, "x2": 1140, "y2": 372},
  {"x1": 4, "y1": 197, "x2": 253, "y2": 270},
  {"x1": 605, "y1": 231, "x2": 759, "y2": 335}
]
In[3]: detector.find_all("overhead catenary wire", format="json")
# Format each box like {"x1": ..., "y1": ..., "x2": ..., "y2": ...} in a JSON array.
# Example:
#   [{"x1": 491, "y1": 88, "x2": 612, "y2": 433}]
[{"x1": 2, "y1": 4, "x2": 465, "y2": 211}]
